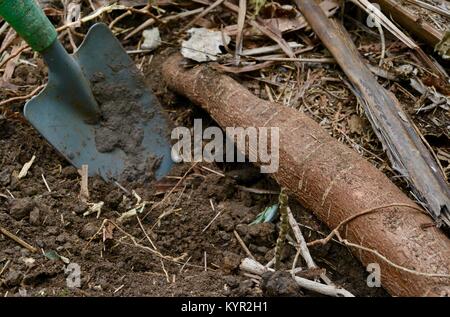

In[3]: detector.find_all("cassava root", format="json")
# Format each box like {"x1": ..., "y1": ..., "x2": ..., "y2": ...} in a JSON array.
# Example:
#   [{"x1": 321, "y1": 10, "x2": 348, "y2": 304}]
[{"x1": 162, "y1": 54, "x2": 450, "y2": 296}]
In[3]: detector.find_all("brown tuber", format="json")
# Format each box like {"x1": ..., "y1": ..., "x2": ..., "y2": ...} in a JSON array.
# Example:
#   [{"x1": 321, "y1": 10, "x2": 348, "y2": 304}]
[{"x1": 162, "y1": 54, "x2": 450, "y2": 297}]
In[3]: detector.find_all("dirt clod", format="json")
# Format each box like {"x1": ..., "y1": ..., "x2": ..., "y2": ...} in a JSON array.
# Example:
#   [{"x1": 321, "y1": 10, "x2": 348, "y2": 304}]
[
  {"x1": 222, "y1": 251, "x2": 242, "y2": 273},
  {"x1": 61, "y1": 166, "x2": 79, "y2": 179},
  {"x1": 73, "y1": 201, "x2": 88, "y2": 215},
  {"x1": 104, "y1": 190, "x2": 122, "y2": 209},
  {"x1": 79, "y1": 222, "x2": 99, "y2": 240},
  {"x1": 9, "y1": 197, "x2": 36, "y2": 220},
  {"x1": 2, "y1": 270, "x2": 23, "y2": 288},
  {"x1": 246, "y1": 223, "x2": 276, "y2": 247},
  {"x1": 261, "y1": 271, "x2": 302, "y2": 297},
  {"x1": 0, "y1": 166, "x2": 12, "y2": 186},
  {"x1": 29, "y1": 208, "x2": 40, "y2": 226}
]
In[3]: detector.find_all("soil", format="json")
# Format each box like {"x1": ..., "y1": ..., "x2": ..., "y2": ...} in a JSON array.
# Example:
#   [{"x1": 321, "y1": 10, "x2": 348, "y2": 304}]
[
  {"x1": 92, "y1": 72, "x2": 145, "y2": 155},
  {"x1": 91, "y1": 69, "x2": 163, "y2": 183},
  {"x1": 0, "y1": 50, "x2": 388, "y2": 297}
]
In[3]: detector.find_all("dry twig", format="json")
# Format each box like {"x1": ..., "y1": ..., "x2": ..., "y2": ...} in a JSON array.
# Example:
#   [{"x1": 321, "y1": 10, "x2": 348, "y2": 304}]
[
  {"x1": 233, "y1": 230, "x2": 255, "y2": 260},
  {"x1": 79, "y1": 164, "x2": 89, "y2": 202},
  {"x1": 0, "y1": 226, "x2": 38, "y2": 253}
]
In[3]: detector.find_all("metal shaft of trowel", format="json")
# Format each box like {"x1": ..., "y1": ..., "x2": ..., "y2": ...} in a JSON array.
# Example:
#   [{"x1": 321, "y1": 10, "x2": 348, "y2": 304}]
[{"x1": 41, "y1": 40, "x2": 101, "y2": 124}]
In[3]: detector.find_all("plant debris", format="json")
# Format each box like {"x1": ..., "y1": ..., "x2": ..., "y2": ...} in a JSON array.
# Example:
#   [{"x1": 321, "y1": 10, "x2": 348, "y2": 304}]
[{"x1": 181, "y1": 28, "x2": 231, "y2": 62}]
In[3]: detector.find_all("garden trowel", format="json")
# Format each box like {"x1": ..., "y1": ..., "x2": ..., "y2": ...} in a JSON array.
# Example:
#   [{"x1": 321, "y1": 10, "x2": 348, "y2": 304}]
[{"x1": 0, "y1": 0, "x2": 173, "y2": 181}]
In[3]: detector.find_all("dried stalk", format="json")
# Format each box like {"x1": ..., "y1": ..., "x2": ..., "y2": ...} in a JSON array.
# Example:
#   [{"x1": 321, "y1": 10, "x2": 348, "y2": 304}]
[
  {"x1": 274, "y1": 188, "x2": 289, "y2": 270},
  {"x1": 0, "y1": 226, "x2": 38, "y2": 253}
]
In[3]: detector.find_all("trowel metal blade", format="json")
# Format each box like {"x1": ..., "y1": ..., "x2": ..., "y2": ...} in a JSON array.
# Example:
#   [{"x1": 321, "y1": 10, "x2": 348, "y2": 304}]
[{"x1": 23, "y1": 23, "x2": 173, "y2": 181}]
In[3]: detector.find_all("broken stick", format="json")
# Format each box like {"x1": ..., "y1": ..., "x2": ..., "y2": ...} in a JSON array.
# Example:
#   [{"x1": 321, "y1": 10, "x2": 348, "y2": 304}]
[
  {"x1": 0, "y1": 226, "x2": 38, "y2": 253},
  {"x1": 287, "y1": 207, "x2": 316, "y2": 270}
]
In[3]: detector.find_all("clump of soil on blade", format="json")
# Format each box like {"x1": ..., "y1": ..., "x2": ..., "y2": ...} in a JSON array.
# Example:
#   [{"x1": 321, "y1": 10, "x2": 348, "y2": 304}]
[{"x1": 91, "y1": 71, "x2": 163, "y2": 183}]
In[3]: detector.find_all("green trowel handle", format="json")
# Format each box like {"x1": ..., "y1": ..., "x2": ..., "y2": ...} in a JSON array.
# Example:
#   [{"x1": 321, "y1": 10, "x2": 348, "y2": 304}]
[{"x1": 0, "y1": 0, "x2": 57, "y2": 52}]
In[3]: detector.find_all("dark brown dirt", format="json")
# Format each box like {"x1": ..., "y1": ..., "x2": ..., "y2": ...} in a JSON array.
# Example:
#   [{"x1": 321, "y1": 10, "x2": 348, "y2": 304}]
[
  {"x1": 91, "y1": 70, "x2": 163, "y2": 183},
  {"x1": 261, "y1": 271, "x2": 302, "y2": 297},
  {"x1": 0, "y1": 51, "x2": 387, "y2": 297}
]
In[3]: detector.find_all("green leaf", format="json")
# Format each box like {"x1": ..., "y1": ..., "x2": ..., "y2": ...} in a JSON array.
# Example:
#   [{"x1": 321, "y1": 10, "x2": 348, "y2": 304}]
[
  {"x1": 44, "y1": 250, "x2": 60, "y2": 261},
  {"x1": 44, "y1": 250, "x2": 70, "y2": 264},
  {"x1": 250, "y1": 203, "x2": 279, "y2": 225}
]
